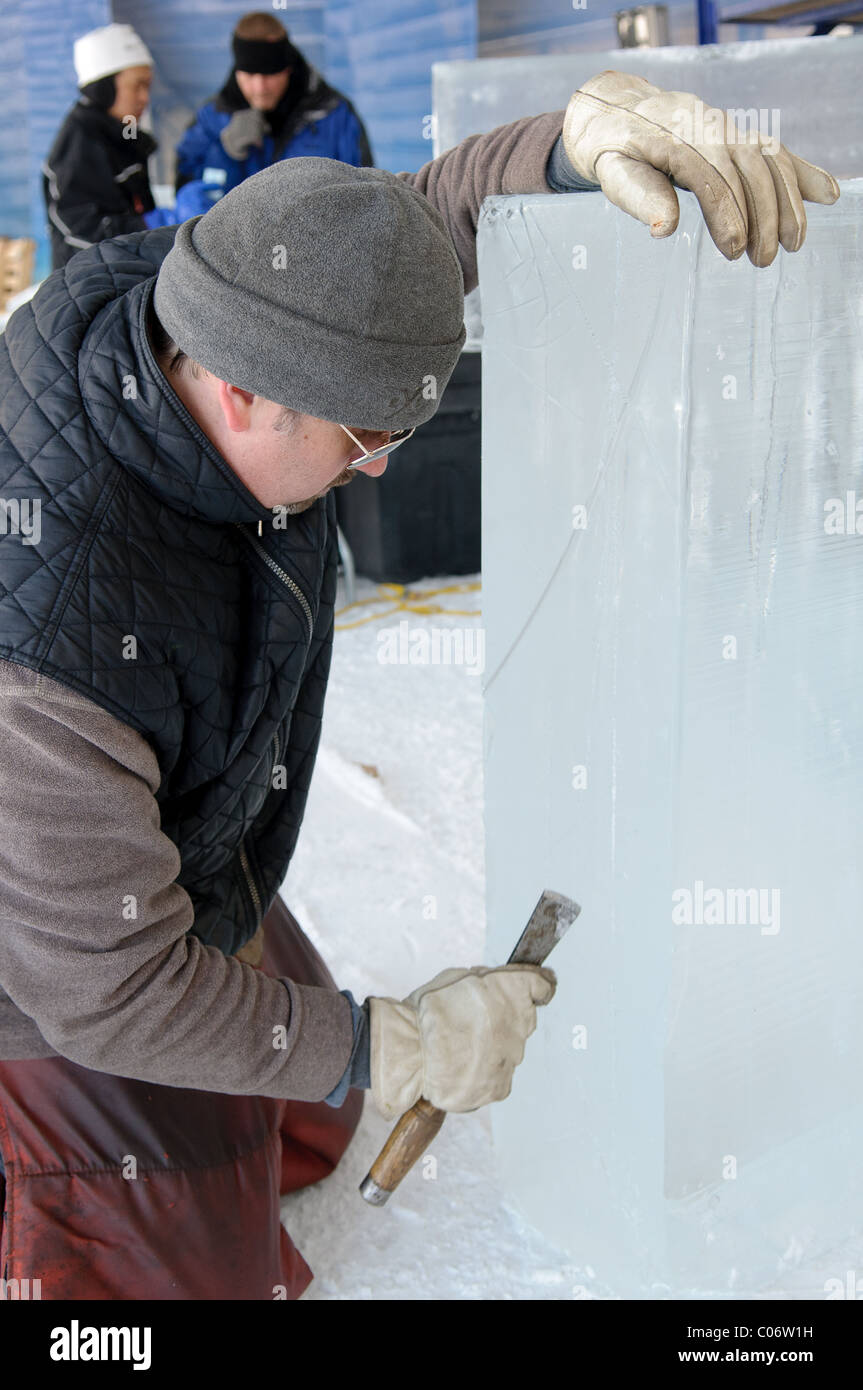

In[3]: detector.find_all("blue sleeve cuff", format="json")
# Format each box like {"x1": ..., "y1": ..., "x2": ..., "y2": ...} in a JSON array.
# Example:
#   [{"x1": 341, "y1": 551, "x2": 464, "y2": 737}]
[
  {"x1": 142, "y1": 207, "x2": 178, "y2": 229},
  {"x1": 323, "y1": 990, "x2": 371, "y2": 1107},
  {"x1": 545, "y1": 134, "x2": 601, "y2": 192}
]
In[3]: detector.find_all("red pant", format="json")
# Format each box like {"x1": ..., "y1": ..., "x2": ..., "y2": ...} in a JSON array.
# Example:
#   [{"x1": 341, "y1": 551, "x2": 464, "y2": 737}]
[{"x1": 0, "y1": 896, "x2": 363, "y2": 1300}]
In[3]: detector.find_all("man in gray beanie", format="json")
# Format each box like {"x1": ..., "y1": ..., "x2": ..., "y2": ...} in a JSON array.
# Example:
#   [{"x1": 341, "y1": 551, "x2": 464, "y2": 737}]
[
  {"x1": 153, "y1": 156, "x2": 467, "y2": 441},
  {"x1": 0, "y1": 78, "x2": 839, "y2": 1300}
]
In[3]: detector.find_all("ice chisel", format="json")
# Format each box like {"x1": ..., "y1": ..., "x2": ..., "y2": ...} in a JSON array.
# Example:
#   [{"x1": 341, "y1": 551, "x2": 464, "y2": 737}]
[{"x1": 359, "y1": 888, "x2": 581, "y2": 1206}]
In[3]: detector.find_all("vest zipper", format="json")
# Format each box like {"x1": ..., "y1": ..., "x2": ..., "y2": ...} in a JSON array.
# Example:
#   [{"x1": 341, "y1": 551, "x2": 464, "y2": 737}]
[
  {"x1": 234, "y1": 522, "x2": 315, "y2": 641},
  {"x1": 237, "y1": 838, "x2": 261, "y2": 923}
]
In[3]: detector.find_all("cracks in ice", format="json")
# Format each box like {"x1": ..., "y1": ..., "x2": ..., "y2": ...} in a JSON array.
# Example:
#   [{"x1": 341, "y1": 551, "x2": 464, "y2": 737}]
[{"x1": 484, "y1": 219, "x2": 690, "y2": 695}]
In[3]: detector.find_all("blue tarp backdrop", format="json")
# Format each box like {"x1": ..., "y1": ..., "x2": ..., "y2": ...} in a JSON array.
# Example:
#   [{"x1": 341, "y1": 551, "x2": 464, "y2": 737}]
[
  {"x1": 0, "y1": 0, "x2": 478, "y2": 278},
  {"x1": 0, "y1": 0, "x2": 796, "y2": 279}
]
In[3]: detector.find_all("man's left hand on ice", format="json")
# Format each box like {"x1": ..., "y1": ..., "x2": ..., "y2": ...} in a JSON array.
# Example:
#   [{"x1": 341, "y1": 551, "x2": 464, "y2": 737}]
[{"x1": 560, "y1": 69, "x2": 841, "y2": 268}]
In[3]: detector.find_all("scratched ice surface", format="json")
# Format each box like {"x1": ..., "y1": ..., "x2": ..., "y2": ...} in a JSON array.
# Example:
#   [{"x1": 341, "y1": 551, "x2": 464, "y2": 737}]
[
  {"x1": 478, "y1": 182, "x2": 863, "y2": 1294},
  {"x1": 434, "y1": 34, "x2": 863, "y2": 349}
]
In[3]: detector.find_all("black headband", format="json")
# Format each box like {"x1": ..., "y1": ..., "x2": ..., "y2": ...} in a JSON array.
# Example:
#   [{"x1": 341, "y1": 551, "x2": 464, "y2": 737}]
[{"x1": 232, "y1": 36, "x2": 293, "y2": 75}]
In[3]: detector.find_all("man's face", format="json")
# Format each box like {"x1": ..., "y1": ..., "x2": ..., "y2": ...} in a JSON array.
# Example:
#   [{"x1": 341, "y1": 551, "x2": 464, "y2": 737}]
[
  {"x1": 149, "y1": 333, "x2": 393, "y2": 513},
  {"x1": 193, "y1": 379, "x2": 391, "y2": 512},
  {"x1": 248, "y1": 402, "x2": 390, "y2": 511},
  {"x1": 108, "y1": 65, "x2": 152, "y2": 122},
  {"x1": 235, "y1": 68, "x2": 291, "y2": 111}
]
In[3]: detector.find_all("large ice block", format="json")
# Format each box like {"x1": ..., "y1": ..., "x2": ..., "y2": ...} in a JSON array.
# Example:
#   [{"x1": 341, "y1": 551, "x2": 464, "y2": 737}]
[
  {"x1": 478, "y1": 180, "x2": 863, "y2": 1294},
  {"x1": 435, "y1": 35, "x2": 863, "y2": 348},
  {"x1": 434, "y1": 36, "x2": 863, "y2": 172}
]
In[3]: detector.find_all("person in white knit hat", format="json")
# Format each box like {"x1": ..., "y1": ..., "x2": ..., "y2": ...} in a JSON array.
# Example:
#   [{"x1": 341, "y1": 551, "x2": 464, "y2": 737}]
[{"x1": 42, "y1": 23, "x2": 169, "y2": 271}]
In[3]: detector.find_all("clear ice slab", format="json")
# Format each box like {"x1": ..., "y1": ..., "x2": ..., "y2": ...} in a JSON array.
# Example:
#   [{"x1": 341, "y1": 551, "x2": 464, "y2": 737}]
[{"x1": 478, "y1": 179, "x2": 863, "y2": 1294}]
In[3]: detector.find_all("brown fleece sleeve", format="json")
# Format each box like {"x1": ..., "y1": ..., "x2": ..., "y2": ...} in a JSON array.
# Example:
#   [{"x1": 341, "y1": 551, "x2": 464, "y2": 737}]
[
  {"x1": 397, "y1": 109, "x2": 567, "y2": 295},
  {"x1": 0, "y1": 658, "x2": 353, "y2": 1099}
]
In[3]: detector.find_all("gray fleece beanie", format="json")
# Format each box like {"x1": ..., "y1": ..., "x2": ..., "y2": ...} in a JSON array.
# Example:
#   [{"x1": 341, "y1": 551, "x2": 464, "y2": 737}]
[{"x1": 153, "y1": 157, "x2": 467, "y2": 431}]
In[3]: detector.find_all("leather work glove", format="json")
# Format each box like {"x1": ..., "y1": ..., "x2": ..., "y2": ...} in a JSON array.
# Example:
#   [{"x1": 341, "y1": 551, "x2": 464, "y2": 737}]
[
  {"x1": 220, "y1": 107, "x2": 270, "y2": 161},
  {"x1": 368, "y1": 963, "x2": 557, "y2": 1121},
  {"x1": 562, "y1": 70, "x2": 840, "y2": 267}
]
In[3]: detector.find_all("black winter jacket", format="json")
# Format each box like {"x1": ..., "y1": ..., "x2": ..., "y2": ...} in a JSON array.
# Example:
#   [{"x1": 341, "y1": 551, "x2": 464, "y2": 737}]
[
  {"x1": 0, "y1": 228, "x2": 337, "y2": 958},
  {"x1": 43, "y1": 100, "x2": 158, "y2": 271}
]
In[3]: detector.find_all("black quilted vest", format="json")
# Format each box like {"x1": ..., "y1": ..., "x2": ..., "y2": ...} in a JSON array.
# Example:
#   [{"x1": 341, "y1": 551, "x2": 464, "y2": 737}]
[{"x1": 0, "y1": 229, "x2": 337, "y2": 955}]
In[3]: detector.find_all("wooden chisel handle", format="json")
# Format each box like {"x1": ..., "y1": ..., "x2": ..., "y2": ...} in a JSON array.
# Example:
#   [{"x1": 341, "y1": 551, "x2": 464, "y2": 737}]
[
  {"x1": 359, "y1": 1097, "x2": 447, "y2": 1206},
  {"x1": 359, "y1": 890, "x2": 580, "y2": 1207}
]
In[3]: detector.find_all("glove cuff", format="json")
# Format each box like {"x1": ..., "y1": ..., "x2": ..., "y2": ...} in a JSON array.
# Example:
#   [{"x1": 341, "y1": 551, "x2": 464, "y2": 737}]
[
  {"x1": 546, "y1": 133, "x2": 601, "y2": 192},
  {"x1": 368, "y1": 997, "x2": 423, "y2": 1122}
]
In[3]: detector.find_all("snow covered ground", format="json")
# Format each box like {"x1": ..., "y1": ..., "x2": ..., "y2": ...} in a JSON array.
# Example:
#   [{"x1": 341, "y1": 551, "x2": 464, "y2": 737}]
[
  {"x1": 280, "y1": 571, "x2": 587, "y2": 1300},
  {"x1": 279, "y1": 573, "x2": 862, "y2": 1301}
]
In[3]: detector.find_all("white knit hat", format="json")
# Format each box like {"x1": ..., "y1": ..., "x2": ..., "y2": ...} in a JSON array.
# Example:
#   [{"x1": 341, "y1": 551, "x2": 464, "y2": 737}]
[{"x1": 73, "y1": 23, "x2": 153, "y2": 87}]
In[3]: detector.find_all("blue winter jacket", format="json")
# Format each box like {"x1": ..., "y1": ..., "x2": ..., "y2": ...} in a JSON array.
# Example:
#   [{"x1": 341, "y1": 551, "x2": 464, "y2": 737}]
[{"x1": 175, "y1": 60, "x2": 373, "y2": 204}]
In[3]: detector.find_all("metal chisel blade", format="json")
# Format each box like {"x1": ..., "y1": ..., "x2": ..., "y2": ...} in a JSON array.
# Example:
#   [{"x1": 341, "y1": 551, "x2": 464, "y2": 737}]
[{"x1": 506, "y1": 890, "x2": 581, "y2": 966}]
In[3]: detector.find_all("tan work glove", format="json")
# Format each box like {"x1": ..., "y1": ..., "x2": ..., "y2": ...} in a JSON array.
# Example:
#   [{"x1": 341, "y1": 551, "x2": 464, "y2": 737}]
[
  {"x1": 368, "y1": 963, "x2": 557, "y2": 1121},
  {"x1": 562, "y1": 70, "x2": 840, "y2": 267}
]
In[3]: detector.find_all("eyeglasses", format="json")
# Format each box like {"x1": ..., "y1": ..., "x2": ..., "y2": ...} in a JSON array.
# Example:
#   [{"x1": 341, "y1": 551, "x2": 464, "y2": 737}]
[{"x1": 340, "y1": 424, "x2": 416, "y2": 470}]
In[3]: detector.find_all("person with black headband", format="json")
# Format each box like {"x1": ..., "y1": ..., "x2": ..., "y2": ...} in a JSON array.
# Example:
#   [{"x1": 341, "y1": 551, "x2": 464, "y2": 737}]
[
  {"x1": 42, "y1": 24, "x2": 171, "y2": 272},
  {"x1": 174, "y1": 10, "x2": 373, "y2": 214}
]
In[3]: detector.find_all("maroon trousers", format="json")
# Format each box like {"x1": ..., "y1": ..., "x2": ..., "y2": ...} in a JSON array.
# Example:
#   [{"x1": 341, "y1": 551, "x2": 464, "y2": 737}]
[{"x1": 0, "y1": 896, "x2": 363, "y2": 1300}]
